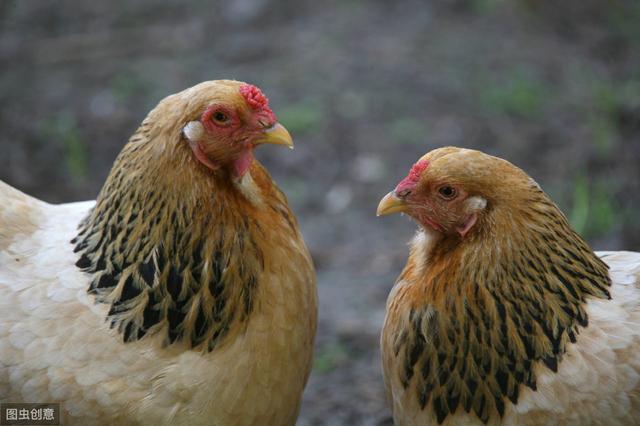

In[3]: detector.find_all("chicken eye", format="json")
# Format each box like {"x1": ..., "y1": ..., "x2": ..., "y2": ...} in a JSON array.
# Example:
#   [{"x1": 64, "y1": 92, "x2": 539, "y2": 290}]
[
  {"x1": 396, "y1": 189, "x2": 412, "y2": 198},
  {"x1": 212, "y1": 111, "x2": 229, "y2": 124},
  {"x1": 438, "y1": 185, "x2": 457, "y2": 200},
  {"x1": 201, "y1": 105, "x2": 235, "y2": 129}
]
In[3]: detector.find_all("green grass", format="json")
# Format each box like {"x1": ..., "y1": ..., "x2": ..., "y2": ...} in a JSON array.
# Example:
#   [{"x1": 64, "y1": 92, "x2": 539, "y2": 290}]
[
  {"x1": 589, "y1": 83, "x2": 618, "y2": 156},
  {"x1": 110, "y1": 70, "x2": 152, "y2": 104},
  {"x1": 336, "y1": 90, "x2": 368, "y2": 120},
  {"x1": 586, "y1": 77, "x2": 640, "y2": 157},
  {"x1": 589, "y1": 114, "x2": 616, "y2": 157},
  {"x1": 313, "y1": 342, "x2": 349, "y2": 374},
  {"x1": 589, "y1": 179, "x2": 617, "y2": 238},
  {"x1": 41, "y1": 112, "x2": 88, "y2": 181},
  {"x1": 468, "y1": 0, "x2": 506, "y2": 14},
  {"x1": 278, "y1": 178, "x2": 309, "y2": 205},
  {"x1": 568, "y1": 172, "x2": 618, "y2": 239},
  {"x1": 478, "y1": 70, "x2": 547, "y2": 118},
  {"x1": 569, "y1": 173, "x2": 590, "y2": 235},
  {"x1": 388, "y1": 116, "x2": 429, "y2": 146},
  {"x1": 606, "y1": 1, "x2": 640, "y2": 45},
  {"x1": 278, "y1": 102, "x2": 324, "y2": 135}
]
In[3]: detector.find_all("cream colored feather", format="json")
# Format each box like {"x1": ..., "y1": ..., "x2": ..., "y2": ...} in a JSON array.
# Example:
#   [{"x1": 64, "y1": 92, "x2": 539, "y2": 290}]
[{"x1": 0, "y1": 180, "x2": 315, "y2": 426}]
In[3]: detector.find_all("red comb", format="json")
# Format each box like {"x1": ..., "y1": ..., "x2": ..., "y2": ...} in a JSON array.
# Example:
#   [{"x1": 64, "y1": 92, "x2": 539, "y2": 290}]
[
  {"x1": 396, "y1": 159, "x2": 429, "y2": 193},
  {"x1": 240, "y1": 84, "x2": 270, "y2": 110}
]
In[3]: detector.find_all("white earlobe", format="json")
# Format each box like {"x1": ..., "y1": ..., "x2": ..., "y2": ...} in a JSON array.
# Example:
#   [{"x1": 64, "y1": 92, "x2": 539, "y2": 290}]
[
  {"x1": 465, "y1": 196, "x2": 487, "y2": 212},
  {"x1": 182, "y1": 121, "x2": 204, "y2": 142}
]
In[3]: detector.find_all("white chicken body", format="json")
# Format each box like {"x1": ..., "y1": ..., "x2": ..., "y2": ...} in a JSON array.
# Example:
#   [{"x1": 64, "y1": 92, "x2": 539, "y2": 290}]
[
  {"x1": 0, "y1": 181, "x2": 315, "y2": 425},
  {"x1": 383, "y1": 244, "x2": 640, "y2": 425}
]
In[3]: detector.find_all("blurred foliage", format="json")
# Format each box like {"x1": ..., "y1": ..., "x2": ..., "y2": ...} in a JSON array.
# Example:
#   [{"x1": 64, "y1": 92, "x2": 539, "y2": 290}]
[
  {"x1": 41, "y1": 112, "x2": 88, "y2": 181},
  {"x1": 313, "y1": 342, "x2": 350, "y2": 374},
  {"x1": 569, "y1": 173, "x2": 618, "y2": 240},
  {"x1": 336, "y1": 91, "x2": 368, "y2": 120},
  {"x1": 467, "y1": 0, "x2": 506, "y2": 14},
  {"x1": 605, "y1": 0, "x2": 640, "y2": 44},
  {"x1": 588, "y1": 77, "x2": 640, "y2": 157},
  {"x1": 278, "y1": 177, "x2": 309, "y2": 205},
  {"x1": 478, "y1": 70, "x2": 547, "y2": 119},
  {"x1": 388, "y1": 117, "x2": 429, "y2": 146},
  {"x1": 110, "y1": 70, "x2": 154, "y2": 104},
  {"x1": 278, "y1": 102, "x2": 324, "y2": 135},
  {"x1": 569, "y1": 174, "x2": 590, "y2": 235},
  {"x1": 588, "y1": 87, "x2": 618, "y2": 158}
]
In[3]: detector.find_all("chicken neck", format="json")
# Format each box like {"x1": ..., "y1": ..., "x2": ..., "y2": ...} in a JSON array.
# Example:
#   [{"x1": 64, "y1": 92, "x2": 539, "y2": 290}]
[{"x1": 72, "y1": 121, "x2": 274, "y2": 351}]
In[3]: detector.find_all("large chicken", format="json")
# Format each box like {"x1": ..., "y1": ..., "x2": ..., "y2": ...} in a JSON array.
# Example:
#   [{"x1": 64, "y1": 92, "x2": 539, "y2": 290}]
[
  {"x1": 0, "y1": 80, "x2": 317, "y2": 425},
  {"x1": 377, "y1": 147, "x2": 639, "y2": 425}
]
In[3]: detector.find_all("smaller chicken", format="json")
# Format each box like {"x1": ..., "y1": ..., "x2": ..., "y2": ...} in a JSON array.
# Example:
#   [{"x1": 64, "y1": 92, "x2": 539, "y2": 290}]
[{"x1": 377, "y1": 147, "x2": 640, "y2": 425}]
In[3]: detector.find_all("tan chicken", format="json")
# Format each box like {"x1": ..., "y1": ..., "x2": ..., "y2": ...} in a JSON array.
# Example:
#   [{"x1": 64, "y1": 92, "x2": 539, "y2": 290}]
[
  {"x1": 377, "y1": 147, "x2": 640, "y2": 425},
  {"x1": 0, "y1": 80, "x2": 317, "y2": 425}
]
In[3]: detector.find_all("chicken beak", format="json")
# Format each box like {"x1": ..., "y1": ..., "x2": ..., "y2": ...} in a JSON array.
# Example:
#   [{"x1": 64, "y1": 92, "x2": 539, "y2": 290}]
[
  {"x1": 254, "y1": 123, "x2": 294, "y2": 149},
  {"x1": 377, "y1": 191, "x2": 408, "y2": 216}
]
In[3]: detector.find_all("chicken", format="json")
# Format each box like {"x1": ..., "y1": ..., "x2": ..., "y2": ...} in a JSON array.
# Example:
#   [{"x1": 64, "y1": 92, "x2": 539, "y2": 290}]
[
  {"x1": 0, "y1": 80, "x2": 317, "y2": 425},
  {"x1": 376, "y1": 147, "x2": 640, "y2": 425}
]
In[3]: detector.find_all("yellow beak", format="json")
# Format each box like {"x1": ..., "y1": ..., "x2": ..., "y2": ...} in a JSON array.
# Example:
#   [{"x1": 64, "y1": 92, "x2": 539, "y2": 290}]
[
  {"x1": 254, "y1": 123, "x2": 294, "y2": 149},
  {"x1": 377, "y1": 191, "x2": 409, "y2": 216}
]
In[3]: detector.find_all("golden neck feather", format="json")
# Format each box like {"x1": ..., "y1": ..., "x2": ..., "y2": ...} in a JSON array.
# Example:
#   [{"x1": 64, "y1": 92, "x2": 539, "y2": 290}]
[{"x1": 73, "y1": 118, "x2": 294, "y2": 350}]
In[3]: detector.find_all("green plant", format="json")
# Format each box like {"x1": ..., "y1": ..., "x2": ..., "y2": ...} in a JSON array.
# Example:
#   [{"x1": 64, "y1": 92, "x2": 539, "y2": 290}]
[
  {"x1": 41, "y1": 112, "x2": 88, "y2": 181},
  {"x1": 110, "y1": 70, "x2": 151, "y2": 103},
  {"x1": 388, "y1": 116, "x2": 429, "y2": 146},
  {"x1": 313, "y1": 342, "x2": 349, "y2": 374},
  {"x1": 569, "y1": 173, "x2": 589, "y2": 235},
  {"x1": 468, "y1": 0, "x2": 505, "y2": 14},
  {"x1": 278, "y1": 102, "x2": 324, "y2": 135},
  {"x1": 568, "y1": 172, "x2": 618, "y2": 239},
  {"x1": 478, "y1": 70, "x2": 547, "y2": 118},
  {"x1": 606, "y1": 1, "x2": 640, "y2": 45}
]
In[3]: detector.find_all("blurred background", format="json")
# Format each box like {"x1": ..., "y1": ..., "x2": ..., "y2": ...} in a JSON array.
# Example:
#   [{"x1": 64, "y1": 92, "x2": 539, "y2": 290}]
[{"x1": 1, "y1": 0, "x2": 639, "y2": 424}]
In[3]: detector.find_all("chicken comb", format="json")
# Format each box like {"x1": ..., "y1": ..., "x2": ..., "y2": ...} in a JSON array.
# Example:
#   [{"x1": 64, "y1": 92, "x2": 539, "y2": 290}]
[
  {"x1": 396, "y1": 159, "x2": 429, "y2": 193},
  {"x1": 240, "y1": 84, "x2": 271, "y2": 111}
]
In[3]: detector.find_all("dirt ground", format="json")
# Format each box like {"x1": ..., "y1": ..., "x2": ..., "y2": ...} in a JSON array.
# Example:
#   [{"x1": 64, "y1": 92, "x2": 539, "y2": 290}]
[{"x1": 1, "y1": 1, "x2": 639, "y2": 424}]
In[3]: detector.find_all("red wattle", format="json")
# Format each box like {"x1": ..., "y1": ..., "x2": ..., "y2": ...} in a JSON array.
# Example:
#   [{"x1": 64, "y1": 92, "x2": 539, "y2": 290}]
[
  {"x1": 420, "y1": 214, "x2": 444, "y2": 233},
  {"x1": 188, "y1": 140, "x2": 219, "y2": 171},
  {"x1": 456, "y1": 213, "x2": 478, "y2": 238},
  {"x1": 233, "y1": 150, "x2": 254, "y2": 178}
]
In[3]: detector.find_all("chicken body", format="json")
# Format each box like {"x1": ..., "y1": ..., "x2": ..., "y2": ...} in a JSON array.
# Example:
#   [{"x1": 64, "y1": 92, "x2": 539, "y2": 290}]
[
  {"x1": 378, "y1": 147, "x2": 640, "y2": 425},
  {"x1": 0, "y1": 81, "x2": 317, "y2": 425}
]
